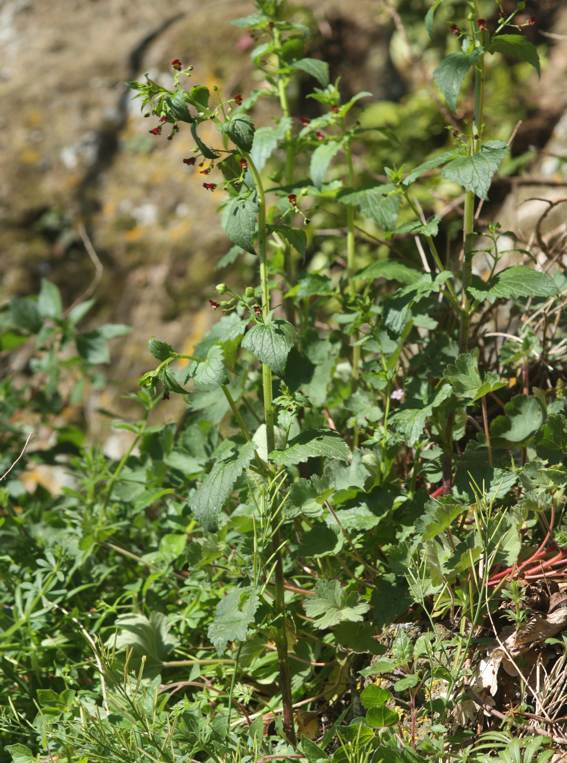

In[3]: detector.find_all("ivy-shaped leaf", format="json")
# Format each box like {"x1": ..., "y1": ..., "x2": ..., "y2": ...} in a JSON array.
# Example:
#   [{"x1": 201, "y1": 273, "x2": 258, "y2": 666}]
[
  {"x1": 271, "y1": 429, "x2": 350, "y2": 466},
  {"x1": 444, "y1": 352, "x2": 505, "y2": 401},
  {"x1": 442, "y1": 141, "x2": 507, "y2": 200},
  {"x1": 491, "y1": 396, "x2": 546, "y2": 445},
  {"x1": 304, "y1": 580, "x2": 369, "y2": 630},
  {"x1": 208, "y1": 586, "x2": 259, "y2": 652}
]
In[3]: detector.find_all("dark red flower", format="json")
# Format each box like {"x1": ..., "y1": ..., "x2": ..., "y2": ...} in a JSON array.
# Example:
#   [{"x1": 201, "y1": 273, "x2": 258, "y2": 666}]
[
  {"x1": 200, "y1": 167, "x2": 211, "y2": 175},
  {"x1": 171, "y1": 58, "x2": 183, "y2": 70},
  {"x1": 331, "y1": 105, "x2": 340, "y2": 113},
  {"x1": 183, "y1": 157, "x2": 197, "y2": 166},
  {"x1": 253, "y1": 304, "x2": 262, "y2": 316},
  {"x1": 528, "y1": 15, "x2": 537, "y2": 25},
  {"x1": 240, "y1": 158, "x2": 248, "y2": 170},
  {"x1": 288, "y1": 193, "x2": 297, "y2": 206},
  {"x1": 299, "y1": 116, "x2": 311, "y2": 126},
  {"x1": 149, "y1": 125, "x2": 162, "y2": 136},
  {"x1": 203, "y1": 182, "x2": 217, "y2": 191},
  {"x1": 159, "y1": 115, "x2": 169, "y2": 123},
  {"x1": 477, "y1": 18, "x2": 488, "y2": 31},
  {"x1": 234, "y1": 94, "x2": 243, "y2": 105},
  {"x1": 450, "y1": 24, "x2": 460, "y2": 36},
  {"x1": 316, "y1": 130, "x2": 325, "y2": 141},
  {"x1": 209, "y1": 299, "x2": 220, "y2": 309}
]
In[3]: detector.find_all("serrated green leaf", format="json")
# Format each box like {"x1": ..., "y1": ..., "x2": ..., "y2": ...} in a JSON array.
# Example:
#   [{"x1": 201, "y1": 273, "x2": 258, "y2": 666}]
[
  {"x1": 274, "y1": 225, "x2": 306, "y2": 256},
  {"x1": 225, "y1": 115, "x2": 255, "y2": 152},
  {"x1": 402, "y1": 151, "x2": 455, "y2": 186},
  {"x1": 304, "y1": 580, "x2": 369, "y2": 629},
  {"x1": 242, "y1": 319, "x2": 295, "y2": 374},
  {"x1": 191, "y1": 121, "x2": 219, "y2": 159},
  {"x1": 353, "y1": 260, "x2": 422, "y2": 285},
  {"x1": 271, "y1": 429, "x2": 350, "y2": 466},
  {"x1": 419, "y1": 498, "x2": 467, "y2": 541},
  {"x1": 6, "y1": 745, "x2": 36, "y2": 763},
  {"x1": 491, "y1": 396, "x2": 546, "y2": 445},
  {"x1": 250, "y1": 117, "x2": 291, "y2": 172},
  {"x1": 297, "y1": 523, "x2": 340, "y2": 557},
  {"x1": 442, "y1": 141, "x2": 507, "y2": 200},
  {"x1": 433, "y1": 51, "x2": 479, "y2": 112},
  {"x1": 109, "y1": 612, "x2": 177, "y2": 666},
  {"x1": 490, "y1": 34, "x2": 540, "y2": 76},
  {"x1": 286, "y1": 273, "x2": 334, "y2": 299},
  {"x1": 10, "y1": 297, "x2": 42, "y2": 334},
  {"x1": 186, "y1": 84, "x2": 210, "y2": 110},
  {"x1": 192, "y1": 345, "x2": 226, "y2": 390},
  {"x1": 333, "y1": 622, "x2": 384, "y2": 654},
  {"x1": 148, "y1": 337, "x2": 175, "y2": 361},
  {"x1": 425, "y1": 0, "x2": 443, "y2": 37},
  {"x1": 222, "y1": 194, "x2": 258, "y2": 254},
  {"x1": 490, "y1": 266, "x2": 558, "y2": 299},
  {"x1": 208, "y1": 586, "x2": 259, "y2": 652},
  {"x1": 444, "y1": 352, "x2": 505, "y2": 401},
  {"x1": 291, "y1": 57, "x2": 330, "y2": 87},
  {"x1": 38, "y1": 279, "x2": 62, "y2": 319},
  {"x1": 339, "y1": 185, "x2": 400, "y2": 230},
  {"x1": 361, "y1": 685, "x2": 391, "y2": 709},
  {"x1": 366, "y1": 706, "x2": 399, "y2": 727},
  {"x1": 191, "y1": 441, "x2": 255, "y2": 530},
  {"x1": 310, "y1": 140, "x2": 342, "y2": 187},
  {"x1": 166, "y1": 91, "x2": 194, "y2": 123}
]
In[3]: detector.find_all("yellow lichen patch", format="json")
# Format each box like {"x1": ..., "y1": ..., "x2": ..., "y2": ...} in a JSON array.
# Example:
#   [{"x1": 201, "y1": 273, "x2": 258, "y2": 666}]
[
  {"x1": 167, "y1": 221, "x2": 192, "y2": 242},
  {"x1": 19, "y1": 148, "x2": 41, "y2": 166},
  {"x1": 124, "y1": 226, "x2": 145, "y2": 242}
]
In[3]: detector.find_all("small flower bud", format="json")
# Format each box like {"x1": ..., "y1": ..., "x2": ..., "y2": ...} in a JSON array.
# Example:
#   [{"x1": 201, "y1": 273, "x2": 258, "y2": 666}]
[
  {"x1": 149, "y1": 125, "x2": 162, "y2": 136},
  {"x1": 200, "y1": 167, "x2": 211, "y2": 175},
  {"x1": 171, "y1": 58, "x2": 183, "y2": 70},
  {"x1": 216, "y1": 283, "x2": 227, "y2": 294},
  {"x1": 234, "y1": 94, "x2": 243, "y2": 105},
  {"x1": 239, "y1": 158, "x2": 248, "y2": 170},
  {"x1": 183, "y1": 157, "x2": 197, "y2": 166},
  {"x1": 244, "y1": 286, "x2": 255, "y2": 298},
  {"x1": 300, "y1": 116, "x2": 311, "y2": 126},
  {"x1": 527, "y1": 15, "x2": 536, "y2": 25},
  {"x1": 253, "y1": 304, "x2": 262, "y2": 316},
  {"x1": 477, "y1": 18, "x2": 488, "y2": 31},
  {"x1": 288, "y1": 193, "x2": 297, "y2": 206},
  {"x1": 450, "y1": 24, "x2": 460, "y2": 36},
  {"x1": 203, "y1": 182, "x2": 217, "y2": 191},
  {"x1": 209, "y1": 299, "x2": 220, "y2": 310},
  {"x1": 159, "y1": 115, "x2": 169, "y2": 123},
  {"x1": 316, "y1": 130, "x2": 325, "y2": 141}
]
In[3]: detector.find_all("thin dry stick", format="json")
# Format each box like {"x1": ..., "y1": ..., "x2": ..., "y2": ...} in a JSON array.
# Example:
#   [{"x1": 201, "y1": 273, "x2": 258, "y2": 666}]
[
  {"x1": 67, "y1": 222, "x2": 104, "y2": 313},
  {"x1": 0, "y1": 431, "x2": 33, "y2": 482}
]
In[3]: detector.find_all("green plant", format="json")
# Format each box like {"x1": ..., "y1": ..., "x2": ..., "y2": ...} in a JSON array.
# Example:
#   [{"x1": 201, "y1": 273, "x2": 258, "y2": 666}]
[{"x1": 2, "y1": 1, "x2": 566, "y2": 761}]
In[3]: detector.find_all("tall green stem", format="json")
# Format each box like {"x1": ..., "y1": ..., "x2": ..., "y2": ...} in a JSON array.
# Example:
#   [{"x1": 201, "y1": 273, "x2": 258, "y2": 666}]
[
  {"x1": 246, "y1": 154, "x2": 296, "y2": 745},
  {"x1": 460, "y1": 25, "x2": 485, "y2": 351},
  {"x1": 345, "y1": 142, "x2": 361, "y2": 448},
  {"x1": 273, "y1": 26, "x2": 297, "y2": 311}
]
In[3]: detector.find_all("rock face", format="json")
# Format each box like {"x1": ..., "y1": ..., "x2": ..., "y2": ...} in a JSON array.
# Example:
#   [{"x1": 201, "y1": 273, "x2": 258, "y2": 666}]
[{"x1": 0, "y1": 0, "x2": 398, "y2": 419}]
